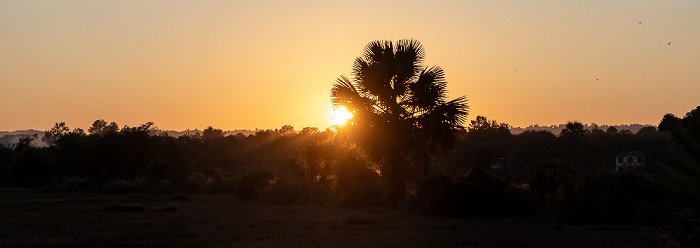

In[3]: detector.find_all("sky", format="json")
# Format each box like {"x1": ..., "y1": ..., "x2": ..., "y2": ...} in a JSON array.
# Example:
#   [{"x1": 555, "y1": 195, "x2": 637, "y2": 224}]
[{"x1": 1, "y1": 0, "x2": 699, "y2": 131}]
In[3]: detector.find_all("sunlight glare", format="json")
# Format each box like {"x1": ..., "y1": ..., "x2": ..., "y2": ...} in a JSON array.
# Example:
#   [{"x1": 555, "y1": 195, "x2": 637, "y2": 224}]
[{"x1": 330, "y1": 106, "x2": 353, "y2": 126}]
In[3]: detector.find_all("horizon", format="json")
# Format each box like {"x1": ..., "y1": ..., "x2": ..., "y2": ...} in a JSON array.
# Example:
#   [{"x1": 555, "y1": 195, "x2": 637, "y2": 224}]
[
  {"x1": 0, "y1": 121, "x2": 657, "y2": 134},
  {"x1": 2, "y1": 1, "x2": 699, "y2": 131}
]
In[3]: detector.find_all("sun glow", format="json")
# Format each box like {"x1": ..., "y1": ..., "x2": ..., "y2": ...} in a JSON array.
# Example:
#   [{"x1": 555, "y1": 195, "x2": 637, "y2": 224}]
[{"x1": 330, "y1": 106, "x2": 353, "y2": 126}]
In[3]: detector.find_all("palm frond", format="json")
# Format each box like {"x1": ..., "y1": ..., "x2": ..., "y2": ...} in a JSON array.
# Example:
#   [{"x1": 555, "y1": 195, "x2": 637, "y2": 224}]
[
  {"x1": 414, "y1": 95, "x2": 469, "y2": 149},
  {"x1": 331, "y1": 75, "x2": 363, "y2": 110},
  {"x1": 361, "y1": 40, "x2": 393, "y2": 64},
  {"x1": 393, "y1": 39, "x2": 425, "y2": 98},
  {"x1": 443, "y1": 96, "x2": 470, "y2": 126},
  {"x1": 408, "y1": 66, "x2": 447, "y2": 110},
  {"x1": 395, "y1": 39, "x2": 424, "y2": 74},
  {"x1": 353, "y1": 42, "x2": 399, "y2": 105}
]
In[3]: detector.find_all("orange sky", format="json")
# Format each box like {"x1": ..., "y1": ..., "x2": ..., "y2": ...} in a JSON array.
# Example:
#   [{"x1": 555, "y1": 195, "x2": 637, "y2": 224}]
[{"x1": 1, "y1": 1, "x2": 699, "y2": 131}]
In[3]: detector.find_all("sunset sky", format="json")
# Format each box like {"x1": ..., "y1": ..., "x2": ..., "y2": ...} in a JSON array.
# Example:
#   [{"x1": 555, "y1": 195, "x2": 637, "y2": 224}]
[{"x1": 2, "y1": 1, "x2": 699, "y2": 131}]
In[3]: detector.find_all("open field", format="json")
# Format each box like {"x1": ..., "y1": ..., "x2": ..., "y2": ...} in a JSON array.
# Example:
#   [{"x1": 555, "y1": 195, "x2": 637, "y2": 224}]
[{"x1": 0, "y1": 188, "x2": 662, "y2": 248}]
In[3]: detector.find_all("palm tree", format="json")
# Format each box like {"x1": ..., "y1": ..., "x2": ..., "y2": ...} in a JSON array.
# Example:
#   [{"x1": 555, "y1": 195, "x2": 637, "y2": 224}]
[{"x1": 331, "y1": 39, "x2": 468, "y2": 205}]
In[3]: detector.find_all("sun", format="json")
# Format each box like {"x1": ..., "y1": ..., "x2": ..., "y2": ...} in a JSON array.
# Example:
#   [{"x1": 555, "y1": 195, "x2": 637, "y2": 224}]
[{"x1": 330, "y1": 106, "x2": 353, "y2": 126}]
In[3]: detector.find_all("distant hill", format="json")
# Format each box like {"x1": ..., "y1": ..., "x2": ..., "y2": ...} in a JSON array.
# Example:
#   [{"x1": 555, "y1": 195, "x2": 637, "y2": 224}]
[
  {"x1": 510, "y1": 123, "x2": 655, "y2": 135},
  {"x1": 0, "y1": 130, "x2": 46, "y2": 147},
  {"x1": 161, "y1": 129, "x2": 257, "y2": 138}
]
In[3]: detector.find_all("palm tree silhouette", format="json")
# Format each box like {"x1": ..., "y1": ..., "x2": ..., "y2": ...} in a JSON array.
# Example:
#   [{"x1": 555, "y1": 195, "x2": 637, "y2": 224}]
[{"x1": 331, "y1": 39, "x2": 468, "y2": 205}]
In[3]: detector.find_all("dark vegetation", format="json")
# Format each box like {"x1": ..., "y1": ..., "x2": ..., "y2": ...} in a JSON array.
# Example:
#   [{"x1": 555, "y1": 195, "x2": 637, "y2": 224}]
[{"x1": 1, "y1": 40, "x2": 699, "y2": 247}]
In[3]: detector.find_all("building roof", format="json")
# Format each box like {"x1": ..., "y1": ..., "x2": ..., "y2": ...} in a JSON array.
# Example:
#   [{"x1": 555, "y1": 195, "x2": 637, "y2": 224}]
[{"x1": 614, "y1": 150, "x2": 645, "y2": 158}]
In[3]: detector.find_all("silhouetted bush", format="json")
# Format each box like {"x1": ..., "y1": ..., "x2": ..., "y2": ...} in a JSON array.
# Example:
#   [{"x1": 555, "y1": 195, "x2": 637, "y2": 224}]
[
  {"x1": 526, "y1": 159, "x2": 573, "y2": 199},
  {"x1": 6, "y1": 141, "x2": 54, "y2": 187},
  {"x1": 413, "y1": 167, "x2": 535, "y2": 217},
  {"x1": 234, "y1": 168, "x2": 275, "y2": 200},
  {"x1": 553, "y1": 169, "x2": 671, "y2": 225},
  {"x1": 263, "y1": 176, "x2": 333, "y2": 205},
  {"x1": 147, "y1": 156, "x2": 195, "y2": 183},
  {"x1": 181, "y1": 172, "x2": 213, "y2": 193},
  {"x1": 334, "y1": 151, "x2": 381, "y2": 207}
]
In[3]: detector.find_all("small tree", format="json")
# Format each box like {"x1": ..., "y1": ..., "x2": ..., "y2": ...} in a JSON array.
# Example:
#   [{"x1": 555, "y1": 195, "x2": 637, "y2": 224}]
[
  {"x1": 88, "y1": 119, "x2": 119, "y2": 136},
  {"x1": 279, "y1": 125, "x2": 295, "y2": 136},
  {"x1": 202, "y1": 126, "x2": 224, "y2": 140},
  {"x1": 42, "y1": 122, "x2": 70, "y2": 145}
]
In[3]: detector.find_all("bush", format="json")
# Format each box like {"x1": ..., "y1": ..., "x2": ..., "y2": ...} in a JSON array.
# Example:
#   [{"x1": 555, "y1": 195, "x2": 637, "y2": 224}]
[
  {"x1": 553, "y1": 169, "x2": 672, "y2": 225},
  {"x1": 235, "y1": 168, "x2": 275, "y2": 200},
  {"x1": 180, "y1": 172, "x2": 212, "y2": 193},
  {"x1": 413, "y1": 167, "x2": 536, "y2": 217},
  {"x1": 335, "y1": 159, "x2": 381, "y2": 207}
]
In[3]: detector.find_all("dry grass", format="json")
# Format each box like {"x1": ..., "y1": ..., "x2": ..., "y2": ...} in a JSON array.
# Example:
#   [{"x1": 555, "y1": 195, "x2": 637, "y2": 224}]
[{"x1": 0, "y1": 188, "x2": 662, "y2": 247}]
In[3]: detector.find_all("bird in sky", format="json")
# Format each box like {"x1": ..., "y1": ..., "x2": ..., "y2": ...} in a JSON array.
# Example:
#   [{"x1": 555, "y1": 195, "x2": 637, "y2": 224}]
[{"x1": 668, "y1": 42, "x2": 672, "y2": 45}]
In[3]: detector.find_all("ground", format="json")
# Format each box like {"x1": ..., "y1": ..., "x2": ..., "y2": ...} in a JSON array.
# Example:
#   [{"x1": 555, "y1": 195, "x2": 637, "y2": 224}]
[{"x1": 0, "y1": 188, "x2": 662, "y2": 248}]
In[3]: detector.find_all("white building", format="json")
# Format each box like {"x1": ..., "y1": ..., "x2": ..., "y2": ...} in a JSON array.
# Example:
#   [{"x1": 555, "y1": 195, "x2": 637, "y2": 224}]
[{"x1": 615, "y1": 150, "x2": 645, "y2": 171}]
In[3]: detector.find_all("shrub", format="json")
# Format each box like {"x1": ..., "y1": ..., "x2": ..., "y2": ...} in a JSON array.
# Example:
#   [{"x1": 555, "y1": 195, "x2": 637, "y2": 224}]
[
  {"x1": 262, "y1": 176, "x2": 332, "y2": 205},
  {"x1": 235, "y1": 168, "x2": 275, "y2": 200},
  {"x1": 180, "y1": 172, "x2": 212, "y2": 193},
  {"x1": 335, "y1": 156, "x2": 381, "y2": 207},
  {"x1": 413, "y1": 167, "x2": 536, "y2": 217},
  {"x1": 101, "y1": 177, "x2": 154, "y2": 194},
  {"x1": 553, "y1": 169, "x2": 672, "y2": 225}
]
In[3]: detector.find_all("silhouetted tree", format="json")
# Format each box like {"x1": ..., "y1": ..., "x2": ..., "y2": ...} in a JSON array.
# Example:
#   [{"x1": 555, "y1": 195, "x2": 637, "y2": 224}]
[
  {"x1": 515, "y1": 130, "x2": 558, "y2": 174},
  {"x1": 202, "y1": 126, "x2": 224, "y2": 140},
  {"x1": 300, "y1": 127, "x2": 319, "y2": 135},
  {"x1": 659, "y1": 106, "x2": 700, "y2": 163},
  {"x1": 468, "y1": 116, "x2": 511, "y2": 133},
  {"x1": 7, "y1": 135, "x2": 52, "y2": 186},
  {"x1": 42, "y1": 122, "x2": 70, "y2": 145},
  {"x1": 279, "y1": 125, "x2": 295, "y2": 136},
  {"x1": 88, "y1": 119, "x2": 119, "y2": 136},
  {"x1": 659, "y1": 113, "x2": 682, "y2": 133},
  {"x1": 459, "y1": 116, "x2": 513, "y2": 169},
  {"x1": 560, "y1": 121, "x2": 588, "y2": 168},
  {"x1": 331, "y1": 39, "x2": 468, "y2": 205}
]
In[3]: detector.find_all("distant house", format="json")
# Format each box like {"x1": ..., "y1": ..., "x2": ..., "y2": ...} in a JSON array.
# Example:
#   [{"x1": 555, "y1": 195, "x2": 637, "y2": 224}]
[{"x1": 615, "y1": 150, "x2": 645, "y2": 171}]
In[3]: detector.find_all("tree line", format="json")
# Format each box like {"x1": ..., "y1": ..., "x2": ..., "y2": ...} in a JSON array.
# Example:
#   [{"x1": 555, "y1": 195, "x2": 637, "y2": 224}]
[{"x1": 0, "y1": 107, "x2": 697, "y2": 222}]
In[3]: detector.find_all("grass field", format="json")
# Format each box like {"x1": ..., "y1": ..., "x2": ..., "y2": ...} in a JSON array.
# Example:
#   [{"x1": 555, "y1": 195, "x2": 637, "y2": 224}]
[{"x1": 0, "y1": 188, "x2": 662, "y2": 247}]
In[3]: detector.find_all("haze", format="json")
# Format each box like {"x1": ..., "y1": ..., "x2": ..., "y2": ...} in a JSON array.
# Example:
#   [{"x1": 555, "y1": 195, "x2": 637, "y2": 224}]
[{"x1": 1, "y1": 1, "x2": 699, "y2": 131}]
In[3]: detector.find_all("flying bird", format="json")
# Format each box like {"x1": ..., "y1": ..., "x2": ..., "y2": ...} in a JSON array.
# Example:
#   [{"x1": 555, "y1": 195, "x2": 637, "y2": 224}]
[
  {"x1": 639, "y1": 22, "x2": 641, "y2": 24},
  {"x1": 668, "y1": 42, "x2": 672, "y2": 45}
]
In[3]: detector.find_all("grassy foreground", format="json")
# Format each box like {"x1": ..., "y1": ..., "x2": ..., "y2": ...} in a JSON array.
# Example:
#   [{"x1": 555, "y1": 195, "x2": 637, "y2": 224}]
[{"x1": 0, "y1": 188, "x2": 662, "y2": 248}]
